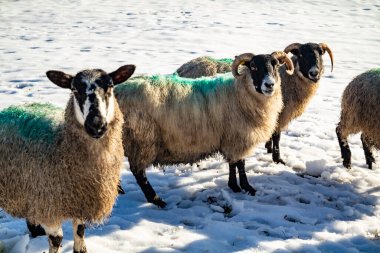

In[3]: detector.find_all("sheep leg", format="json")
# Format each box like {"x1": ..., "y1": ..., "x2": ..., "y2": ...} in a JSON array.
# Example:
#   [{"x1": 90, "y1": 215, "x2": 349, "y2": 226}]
[
  {"x1": 237, "y1": 160, "x2": 256, "y2": 196},
  {"x1": 26, "y1": 219, "x2": 46, "y2": 237},
  {"x1": 73, "y1": 220, "x2": 87, "y2": 253},
  {"x1": 361, "y1": 134, "x2": 375, "y2": 170},
  {"x1": 272, "y1": 131, "x2": 285, "y2": 164},
  {"x1": 265, "y1": 137, "x2": 273, "y2": 153},
  {"x1": 336, "y1": 126, "x2": 351, "y2": 169},
  {"x1": 42, "y1": 224, "x2": 63, "y2": 253},
  {"x1": 132, "y1": 168, "x2": 167, "y2": 208},
  {"x1": 228, "y1": 162, "x2": 242, "y2": 192}
]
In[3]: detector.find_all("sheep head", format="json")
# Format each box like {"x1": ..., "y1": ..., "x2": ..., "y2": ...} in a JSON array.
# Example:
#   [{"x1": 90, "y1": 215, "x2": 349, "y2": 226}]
[
  {"x1": 284, "y1": 42, "x2": 334, "y2": 82},
  {"x1": 46, "y1": 65, "x2": 136, "y2": 139},
  {"x1": 232, "y1": 51, "x2": 292, "y2": 96}
]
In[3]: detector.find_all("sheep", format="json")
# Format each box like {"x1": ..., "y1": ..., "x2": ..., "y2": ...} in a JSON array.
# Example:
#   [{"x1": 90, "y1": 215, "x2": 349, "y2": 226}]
[
  {"x1": 176, "y1": 56, "x2": 232, "y2": 78},
  {"x1": 115, "y1": 51, "x2": 294, "y2": 208},
  {"x1": 336, "y1": 68, "x2": 380, "y2": 169},
  {"x1": 264, "y1": 42, "x2": 334, "y2": 164},
  {"x1": 0, "y1": 65, "x2": 135, "y2": 253},
  {"x1": 174, "y1": 43, "x2": 334, "y2": 164}
]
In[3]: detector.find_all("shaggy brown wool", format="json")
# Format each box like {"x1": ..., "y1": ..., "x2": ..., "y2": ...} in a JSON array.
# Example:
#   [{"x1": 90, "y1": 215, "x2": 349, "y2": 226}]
[
  {"x1": 338, "y1": 69, "x2": 380, "y2": 147},
  {"x1": 115, "y1": 70, "x2": 283, "y2": 169},
  {"x1": 276, "y1": 56, "x2": 321, "y2": 131},
  {"x1": 176, "y1": 56, "x2": 232, "y2": 78},
  {"x1": 0, "y1": 96, "x2": 124, "y2": 227}
]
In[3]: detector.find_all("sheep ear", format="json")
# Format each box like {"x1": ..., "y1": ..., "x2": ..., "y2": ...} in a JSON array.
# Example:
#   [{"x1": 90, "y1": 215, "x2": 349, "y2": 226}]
[
  {"x1": 46, "y1": 70, "x2": 73, "y2": 89},
  {"x1": 109, "y1": 65, "x2": 136, "y2": 85}
]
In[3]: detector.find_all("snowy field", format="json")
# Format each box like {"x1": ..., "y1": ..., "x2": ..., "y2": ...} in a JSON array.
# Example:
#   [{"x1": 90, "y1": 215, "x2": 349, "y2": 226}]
[{"x1": 1, "y1": 0, "x2": 380, "y2": 252}]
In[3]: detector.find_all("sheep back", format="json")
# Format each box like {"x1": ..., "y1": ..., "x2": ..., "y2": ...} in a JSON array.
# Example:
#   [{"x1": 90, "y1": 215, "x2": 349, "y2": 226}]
[{"x1": 176, "y1": 56, "x2": 233, "y2": 78}]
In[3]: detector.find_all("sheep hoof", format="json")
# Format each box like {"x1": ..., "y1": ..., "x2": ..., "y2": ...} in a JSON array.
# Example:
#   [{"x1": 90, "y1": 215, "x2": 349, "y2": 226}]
[
  {"x1": 241, "y1": 185, "x2": 256, "y2": 196},
  {"x1": 274, "y1": 158, "x2": 286, "y2": 165},
  {"x1": 150, "y1": 196, "x2": 167, "y2": 208},
  {"x1": 343, "y1": 160, "x2": 351, "y2": 169},
  {"x1": 228, "y1": 183, "x2": 242, "y2": 193}
]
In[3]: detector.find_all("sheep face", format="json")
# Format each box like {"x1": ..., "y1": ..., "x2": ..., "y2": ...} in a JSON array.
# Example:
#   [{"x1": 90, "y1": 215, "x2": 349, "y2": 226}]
[
  {"x1": 46, "y1": 65, "x2": 135, "y2": 138},
  {"x1": 290, "y1": 43, "x2": 326, "y2": 83},
  {"x1": 246, "y1": 54, "x2": 282, "y2": 96}
]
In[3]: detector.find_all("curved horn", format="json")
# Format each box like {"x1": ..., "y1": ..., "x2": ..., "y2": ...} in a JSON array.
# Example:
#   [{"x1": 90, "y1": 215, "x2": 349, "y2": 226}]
[
  {"x1": 319, "y1": 43, "x2": 334, "y2": 72},
  {"x1": 284, "y1": 43, "x2": 301, "y2": 54},
  {"x1": 272, "y1": 51, "x2": 294, "y2": 75},
  {"x1": 232, "y1": 53, "x2": 254, "y2": 78}
]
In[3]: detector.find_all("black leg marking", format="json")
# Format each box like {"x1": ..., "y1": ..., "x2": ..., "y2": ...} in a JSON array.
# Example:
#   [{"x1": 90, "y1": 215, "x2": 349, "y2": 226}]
[
  {"x1": 272, "y1": 131, "x2": 285, "y2": 164},
  {"x1": 26, "y1": 220, "x2": 46, "y2": 238},
  {"x1": 265, "y1": 137, "x2": 273, "y2": 154},
  {"x1": 361, "y1": 134, "x2": 375, "y2": 170},
  {"x1": 74, "y1": 250, "x2": 87, "y2": 253},
  {"x1": 132, "y1": 169, "x2": 167, "y2": 208},
  {"x1": 237, "y1": 160, "x2": 256, "y2": 196},
  {"x1": 336, "y1": 126, "x2": 351, "y2": 169},
  {"x1": 117, "y1": 180, "x2": 126, "y2": 195},
  {"x1": 228, "y1": 162, "x2": 241, "y2": 192},
  {"x1": 49, "y1": 234, "x2": 63, "y2": 248},
  {"x1": 77, "y1": 224, "x2": 85, "y2": 238}
]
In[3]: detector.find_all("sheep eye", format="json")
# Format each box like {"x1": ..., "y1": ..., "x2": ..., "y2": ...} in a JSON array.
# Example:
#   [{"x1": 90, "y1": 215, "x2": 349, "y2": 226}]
[
  {"x1": 250, "y1": 65, "x2": 258, "y2": 71},
  {"x1": 71, "y1": 87, "x2": 78, "y2": 93}
]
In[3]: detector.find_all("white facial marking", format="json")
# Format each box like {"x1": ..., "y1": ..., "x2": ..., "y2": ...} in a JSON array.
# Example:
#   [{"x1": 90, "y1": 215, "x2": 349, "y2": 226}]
[
  {"x1": 73, "y1": 72, "x2": 115, "y2": 126},
  {"x1": 261, "y1": 75, "x2": 276, "y2": 96},
  {"x1": 74, "y1": 97, "x2": 85, "y2": 126},
  {"x1": 106, "y1": 93, "x2": 115, "y2": 123}
]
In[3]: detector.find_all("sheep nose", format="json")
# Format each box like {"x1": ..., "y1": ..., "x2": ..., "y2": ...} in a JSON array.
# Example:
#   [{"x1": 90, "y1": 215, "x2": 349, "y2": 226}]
[
  {"x1": 309, "y1": 69, "x2": 319, "y2": 78},
  {"x1": 264, "y1": 82, "x2": 274, "y2": 89},
  {"x1": 85, "y1": 115, "x2": 108, "y2": 139}
]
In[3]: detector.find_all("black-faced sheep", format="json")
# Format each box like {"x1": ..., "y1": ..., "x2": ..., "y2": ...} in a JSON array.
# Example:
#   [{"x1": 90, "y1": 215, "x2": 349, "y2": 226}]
[
  {"x1": 176, "y1": 56, "x2": 232, "y2": 78},
  {"x1": 264, "y1": 42, "x2": 334, "y2": 164},
  {"x1": 115, "y1": 52, "x2": 294, "y2": 208},
  {"x1": 174, "y1": 43, "x2": 334, "y2": 165},
  {"x1": 336, "y1": 68, "x2": 380, "y2": 169},
  {"x1": 0, "y1": 65, "x2": 135, "y2": 253}
]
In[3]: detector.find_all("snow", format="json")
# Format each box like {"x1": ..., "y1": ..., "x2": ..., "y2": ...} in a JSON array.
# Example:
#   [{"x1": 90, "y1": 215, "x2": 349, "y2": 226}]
[{"x1": 1, "y1": 0, "x2": 380, "y2": 252}]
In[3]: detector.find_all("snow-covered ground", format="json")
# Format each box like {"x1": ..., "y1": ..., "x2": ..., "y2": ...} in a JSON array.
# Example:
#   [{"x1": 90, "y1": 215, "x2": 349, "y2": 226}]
[{"x1": 1, "y1": 0, "x2": 380, "y2": 252}]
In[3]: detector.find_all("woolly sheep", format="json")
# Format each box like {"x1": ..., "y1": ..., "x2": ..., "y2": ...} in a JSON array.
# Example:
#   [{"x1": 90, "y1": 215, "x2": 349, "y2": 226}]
[
  {"x1": 0, "y1": 65, "x2": 135, "y2": 253},
  {"x1": 336, "y1": 68, "x2": 380, "y2": 169},
  {"x1": 175, "y1": 43, "x2": 334, "y2": 164},
  {"x1": 176, "y1": 56, "x2": 232, "y2": 78},
  {"x1": 115, "y1": 51, "x2": 294, "y2": 208},
  {"x1": 264, "y1": 43, "x2": 334, "y2": 163}
]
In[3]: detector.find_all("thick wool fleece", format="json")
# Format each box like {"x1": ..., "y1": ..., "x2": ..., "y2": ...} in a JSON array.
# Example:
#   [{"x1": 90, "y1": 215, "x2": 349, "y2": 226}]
[
  {"x1": 115, "y1": 71, "x2": 283, "y2": 171},
  {"x1": 176, "y1": 56, "x2": 233, "y2": 78},
  {"x1": 0, "y1": 97, "x2": 124, "y2": 227},
  {"x1": 338, "y1": 68, "x2": 380, "y2": 148},
  {"x1": 276, "y1": 57, "x2": 321, "y2": 131},
  {"x1": 177, "y1": 56, "x2": 323, "y2": 133}
]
